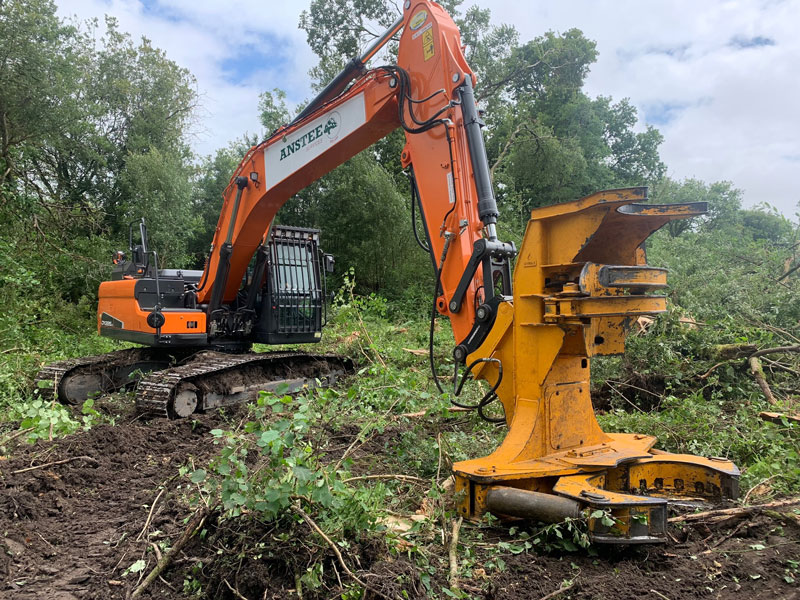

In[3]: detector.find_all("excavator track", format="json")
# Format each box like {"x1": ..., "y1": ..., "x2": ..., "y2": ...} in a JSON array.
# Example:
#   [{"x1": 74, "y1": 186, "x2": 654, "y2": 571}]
[
  {"x1": 135, "y1": 351, "x2": 352, "y2": 419},
  {"x1": 36, "y1": 349, "x2": 352, "y2": 418},
  {"x1": 34, "y1": 348, "x2": 193, "y2": 404}
]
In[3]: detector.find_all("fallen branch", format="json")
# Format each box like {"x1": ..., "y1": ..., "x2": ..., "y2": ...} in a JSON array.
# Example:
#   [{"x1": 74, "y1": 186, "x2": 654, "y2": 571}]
[
  {"x1": 698, "y1": 520, "x2": 747, "y2": 555},
  {"x1": 711, "y1": 343, "x2": 757, "y2": 360},
  {"x1": 136, "y1": 488, "x2": 165, "y2": 541},
  {"x1": 448, "y1": 517, "x2": 463, "y2": 591},
  {"x1": 778, "y1": 262, "x2": 800, "y2": 281},
  {"x1": 759, "y1": 412, "x2": 800, "y2": 426},
  {"x1": 333, "y1": 429, "x2": 378, "y2": 472},
  {"x1": 292, "y1": 503, "x2": 397, "y2": 600},
  {"x1": 538, "y1": 581, "x2": 576, "y2": 600},
  {"x1": 224, "y1": 579, "x2": 250, "y2": 600},
  {"x1": 343, "y1": 474, "x2": 428, "y2": 485},
  {"x1": 668, "y1": 498, "x2": 800, "y2": 523},
  {"x1": 697, "y1": 362, "x2": 725, "y2": 380},
  {"x1": 750, "y1": 345, "x2": 800, "y2": 359},
  {"x1": 400, "y1": 406, "x2": 471, "y2": 418},
  {"x1": 743, "y1": 474, "x2": 780, "y2": 504},
  {"x1": 0, "y1": 427, "x2": 34, "y2": 447},
  {"x1": 11, "y1": 455, "x2": 98, "y2": 474},
  {"x1": 131, "y1": 505, "x2": 213, "y2": 599},
  {"x1": 748, "y1": 356, "x2": 777, "y2": 406}
]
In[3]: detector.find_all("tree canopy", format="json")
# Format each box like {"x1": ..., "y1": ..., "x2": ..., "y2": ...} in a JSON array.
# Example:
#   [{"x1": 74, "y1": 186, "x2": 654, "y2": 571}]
[{"x1": 0, "y1": 0, "x2": 795, "y2": 305}]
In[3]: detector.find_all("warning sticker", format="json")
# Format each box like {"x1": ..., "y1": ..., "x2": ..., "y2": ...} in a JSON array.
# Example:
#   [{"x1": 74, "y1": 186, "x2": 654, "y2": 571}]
[
  {"x1": 422, "y1": 27, "x2": 434, "y2": 61},
  {"x1": 411, "y1": 21, "x2": 432, "y2": 39}
]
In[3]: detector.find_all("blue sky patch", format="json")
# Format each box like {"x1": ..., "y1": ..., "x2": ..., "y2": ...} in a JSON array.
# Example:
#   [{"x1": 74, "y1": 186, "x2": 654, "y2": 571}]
[
  {"x1": 642, "y1": 101, "x2": 690, "y2": 126},
  {"x1": 729, "y1": 35, "x2": 775, "y2": 49},
  {"x1": 221, "y1": 39, "x2": 290, "y2": 85},
  {"x1": 139, "y1": 0, "x2": 182, "y2": 23}
]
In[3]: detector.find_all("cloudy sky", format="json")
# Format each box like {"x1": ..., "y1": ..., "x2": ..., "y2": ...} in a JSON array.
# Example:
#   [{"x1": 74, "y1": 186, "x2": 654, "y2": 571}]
[{"x1": 56, "y1": 0, "x2": 800, "y2": 216}]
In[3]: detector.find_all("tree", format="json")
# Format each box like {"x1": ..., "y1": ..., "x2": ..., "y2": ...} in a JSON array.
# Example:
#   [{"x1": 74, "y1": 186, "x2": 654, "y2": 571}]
[
  {"x1": 258, "y1": 88, "x2": 291, "y2": 135},
  {"x1": 288, "y1": 1, "x2": 670, "y2": 288},
  {"x1": 651, "y1": 178, "x2": 743, "y2": 236},
  {"x1": 191, "y1": 136, "x2": 257, "y2": 262},
  {"x1": 0, "y1": 0, "x2": 83, "y2": 191},
  {"x1": 0, "y1": 2, "x2": 199, "y2": 302}
]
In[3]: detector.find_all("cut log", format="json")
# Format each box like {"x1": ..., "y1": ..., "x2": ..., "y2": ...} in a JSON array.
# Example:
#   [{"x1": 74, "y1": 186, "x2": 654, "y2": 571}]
[
  {"x1": 749, "y1": 356, "x2": 777, "y2": 405},
  {"x1": 759, "y1": 411, "x2": 800, "y2": 425}
]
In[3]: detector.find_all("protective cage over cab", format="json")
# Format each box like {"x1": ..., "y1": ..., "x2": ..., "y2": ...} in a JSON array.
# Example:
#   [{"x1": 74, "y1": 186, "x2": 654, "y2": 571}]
[{"x1": 253, "y1": 225, "x2": 329, "y2": 345}]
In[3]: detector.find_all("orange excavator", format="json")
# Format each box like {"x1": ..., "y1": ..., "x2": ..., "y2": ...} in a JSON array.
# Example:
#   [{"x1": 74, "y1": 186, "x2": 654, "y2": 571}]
[{"x1": 37, "y1": 1, "x2": 738, "y2": 542}]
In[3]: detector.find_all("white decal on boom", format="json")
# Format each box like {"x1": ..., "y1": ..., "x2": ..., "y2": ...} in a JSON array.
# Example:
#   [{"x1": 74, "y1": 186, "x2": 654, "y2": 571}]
[{"x1": 264, "y1": 93, "x2": 367, "y2": 190}]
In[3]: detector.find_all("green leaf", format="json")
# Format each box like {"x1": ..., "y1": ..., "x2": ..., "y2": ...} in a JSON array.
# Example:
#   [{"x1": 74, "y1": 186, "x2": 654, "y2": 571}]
[
  {"x1": 189, "y1": 469, "x2": 207, "y2": 483},
  {"x1": 601, "y1": 514, "x2": 616, "y2": 527},
  {"x1": 128, "y1": 559, "x2": 147, "y2": 574},
  {"x1": 293, "y1": 466, "x2": 315, "y2": 482},
  {"x1": 258, "y1": 430, "x2": 280, "y2": 446}
]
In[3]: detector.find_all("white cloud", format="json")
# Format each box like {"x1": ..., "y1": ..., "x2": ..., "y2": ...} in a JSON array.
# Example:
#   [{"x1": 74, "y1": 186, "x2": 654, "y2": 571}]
[
  {"x1": 56, "y1": 0, "x2": 800, "y2": 216},
  {"x1": 484, "y1": 0, "x2": 800, "y2": 215},
  {"x1": 56, "y1": 0, "x2": 318, "y2": 156}
]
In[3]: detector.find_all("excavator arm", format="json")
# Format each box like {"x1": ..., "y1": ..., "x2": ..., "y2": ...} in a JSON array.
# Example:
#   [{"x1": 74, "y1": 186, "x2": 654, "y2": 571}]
[{"x1": 195, "y1": 2, "x2": 514, "y2": 351}]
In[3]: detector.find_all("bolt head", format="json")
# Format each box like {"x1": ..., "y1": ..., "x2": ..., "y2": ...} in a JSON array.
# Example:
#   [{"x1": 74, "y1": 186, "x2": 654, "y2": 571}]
[
  {"x1": 404, "y1": 0, "x2": 410, "y2": 8},
  {"x1": 449, "y1": 301, "x2": 458, "y2": 311},
  {"x1": 452, "y1": 73, "x2": 460, "y2": 83},
  {"x1": 389, "y1": 77, "x2": 397, "y2": 88}
]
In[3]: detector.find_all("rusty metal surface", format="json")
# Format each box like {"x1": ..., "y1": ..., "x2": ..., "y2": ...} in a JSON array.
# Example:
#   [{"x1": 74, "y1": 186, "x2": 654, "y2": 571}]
[
  {"x1": 486, "y1": 486, "x2": 581, "y2": 523},
  {"x1": 135, "y1": 351, "x2": 351, "y2": 418},
  {"x1": 34, "y1": 348, "x2": 173, "y2": 404}
]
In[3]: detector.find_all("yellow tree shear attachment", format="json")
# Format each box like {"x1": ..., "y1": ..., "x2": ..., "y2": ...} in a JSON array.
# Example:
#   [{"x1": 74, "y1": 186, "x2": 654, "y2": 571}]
[{"x1": 454, "y1": 187, "x2": 739, "y2": 543}]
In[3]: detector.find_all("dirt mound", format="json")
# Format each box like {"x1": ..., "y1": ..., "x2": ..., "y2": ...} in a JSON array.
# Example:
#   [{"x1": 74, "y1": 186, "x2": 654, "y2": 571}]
[
  {"x1": 1, "y1": 412, "x2": 798, "y2": 599},
  {"x1": 487, "y1": 511, "x2": 800, "y2": 600},
  {"x1": 0, "y1": 414, "x2": 220, "y2": 599}
]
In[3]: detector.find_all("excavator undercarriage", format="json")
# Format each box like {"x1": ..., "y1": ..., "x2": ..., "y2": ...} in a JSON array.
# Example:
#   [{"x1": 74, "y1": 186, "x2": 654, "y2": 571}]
[{"x1": 35, "y1": 349, "x2": 351, "y2": 419}]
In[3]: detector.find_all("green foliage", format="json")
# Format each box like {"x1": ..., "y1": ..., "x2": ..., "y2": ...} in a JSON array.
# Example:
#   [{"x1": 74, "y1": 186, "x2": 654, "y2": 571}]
[
  {"x1": 258, "y1": 88, "x2": 292, "y2": 134},
  {"x1": 17, "y1": 398, "x2": 80, "y2": 442},
  {"x1": 595, "y1": 200, "x2": 800, "y2": 497},
  {"x1": 1, "y1": 0, "x2": 198, "y2": 308},
  {"x1": 190, "y1": 387, "x2": 377, "y2": 542},
  {"x1": 294, "y1": 1, "x2": 665, "y2": 286},
  {"x1": 600, "y1": 394, "x2": 799, "y2": 495},
  {"x1": 502, "y1": 517, "x2": 593, "y2": 553},
  {"x1": 279, "y1": 153, "x2": 430, "y2": 294}
]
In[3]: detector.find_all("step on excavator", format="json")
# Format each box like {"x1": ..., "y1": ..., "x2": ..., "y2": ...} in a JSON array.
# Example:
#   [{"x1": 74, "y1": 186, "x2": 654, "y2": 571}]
[{"x1": 36, "y1": 1, "x2": 738, "y2": 542}]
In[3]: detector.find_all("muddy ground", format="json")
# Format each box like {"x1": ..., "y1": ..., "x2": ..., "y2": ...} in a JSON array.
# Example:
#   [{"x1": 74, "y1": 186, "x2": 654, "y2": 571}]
[{"x1": 1, "y1": 405, "x2": 798, "y2": 600}]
